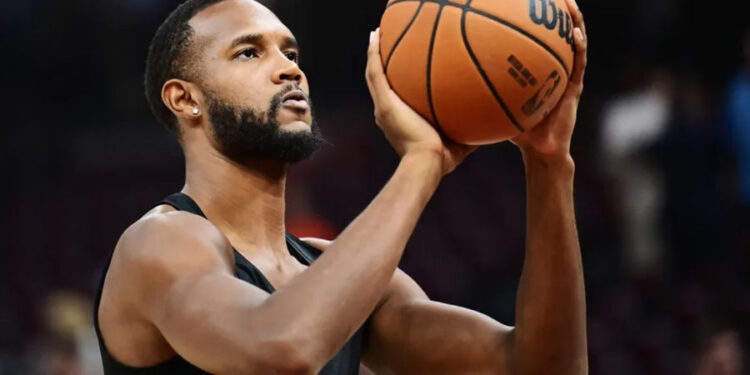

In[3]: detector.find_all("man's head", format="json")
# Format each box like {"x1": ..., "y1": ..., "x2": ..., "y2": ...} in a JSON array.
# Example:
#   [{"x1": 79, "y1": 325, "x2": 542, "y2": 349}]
[{"x1": 145, "y1": 0, "x2": 324, "y2": 164}]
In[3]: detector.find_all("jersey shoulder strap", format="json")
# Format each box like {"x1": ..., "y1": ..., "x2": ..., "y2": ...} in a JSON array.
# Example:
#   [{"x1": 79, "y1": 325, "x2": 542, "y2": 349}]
[
  {"x1": 160, "y1": 192, "x2": 324, "y2": 267},
  {"x1": 159, "y1": 192, "x2": 207, "y2": 218},
  {"x1": 285, "y1": 233, "x2": 323, "y2": 265}
]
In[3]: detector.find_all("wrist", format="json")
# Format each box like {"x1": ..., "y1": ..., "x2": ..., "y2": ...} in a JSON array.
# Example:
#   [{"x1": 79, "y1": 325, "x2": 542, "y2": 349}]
[
  {"x1": 400, "y1": 150, "x2": 444, "y2": 180},
  {"x1": 521, "y1": 149, "x2": 575, "y2": 177}
]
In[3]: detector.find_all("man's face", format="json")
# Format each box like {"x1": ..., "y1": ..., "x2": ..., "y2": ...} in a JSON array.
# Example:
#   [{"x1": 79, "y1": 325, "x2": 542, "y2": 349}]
[{"x1": 189, "y1": 0, "x2": 322, "y2": 163}]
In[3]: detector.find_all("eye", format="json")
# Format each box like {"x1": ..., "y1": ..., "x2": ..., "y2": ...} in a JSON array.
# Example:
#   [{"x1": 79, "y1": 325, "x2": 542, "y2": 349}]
[
  {"x1": 284, "y1": 51, "x2": 299, "y2": 63},
  {"x1": 237, "y1": 48, "x2": 259, "y2": 60}
]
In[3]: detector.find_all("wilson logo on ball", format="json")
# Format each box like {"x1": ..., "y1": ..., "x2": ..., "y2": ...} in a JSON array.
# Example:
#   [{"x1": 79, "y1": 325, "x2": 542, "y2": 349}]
[
  {"x1": 529, "y1": 0, "x2": 574, "y2": 51},
  {"x1": 379, "y1": 0, "x2": 575, "y2": 145}
]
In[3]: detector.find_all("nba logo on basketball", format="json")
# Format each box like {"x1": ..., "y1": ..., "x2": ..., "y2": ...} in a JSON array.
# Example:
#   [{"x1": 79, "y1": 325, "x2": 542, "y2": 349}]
[{"x1": 379, "y1": 0, "x2": 576, "y2": 144}]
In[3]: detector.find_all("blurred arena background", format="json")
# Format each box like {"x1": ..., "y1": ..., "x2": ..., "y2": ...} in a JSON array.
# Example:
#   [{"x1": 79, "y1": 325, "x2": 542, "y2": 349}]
[{"x1": 1, "y1": 0, "x2": 748, "y2": 374}]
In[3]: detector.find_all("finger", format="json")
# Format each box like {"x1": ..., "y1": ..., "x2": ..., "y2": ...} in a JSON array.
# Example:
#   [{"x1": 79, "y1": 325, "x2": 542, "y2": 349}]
[
  {"x1": 365, "y1": 28, "x2": 393, "y2": 107},
  {"x1": 364, "y1": 31, "x2": 377, "y2": 96},
  {"x1": 565, "y1": 0, "x2": 586, "y2": 40},
  {"x1": 567, "y1": 27, "x2": 587, "y2": 92}
]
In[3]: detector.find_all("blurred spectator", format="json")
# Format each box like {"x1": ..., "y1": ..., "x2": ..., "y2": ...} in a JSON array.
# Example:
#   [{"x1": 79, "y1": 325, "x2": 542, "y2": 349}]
[
  {"x1": 727, "y1": 29, "x2": 750, "y2": 209},
  {"x1": 601, "y1": 68, "x2": 673, "y2": 275},
  {"x1": 32, "y1": 291, "x2": 102, "y2": 375},
  {"x1": 27, "y1": 335, "x2": 87, "y2": 375},
  {"x1": 658, "y1": 75, "x2": 730, "y2": 280},
  {"x1": 726, "y1": 28, "x2": 750, "y2": 276},
  {"x1": 694, "y1": 331, "x2": 744, "y2": 375}
]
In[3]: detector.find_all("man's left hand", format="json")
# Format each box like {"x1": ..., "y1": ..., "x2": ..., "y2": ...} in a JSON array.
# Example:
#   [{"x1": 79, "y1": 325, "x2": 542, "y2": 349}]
[{"x1": 511, "y1": 0, "x2": 588, "y2": 160}]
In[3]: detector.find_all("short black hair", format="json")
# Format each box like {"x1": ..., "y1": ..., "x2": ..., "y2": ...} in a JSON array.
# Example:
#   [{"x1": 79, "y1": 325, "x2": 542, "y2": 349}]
[{"x1": 144, "y1": 0, "x2": 228, "y2": 135}]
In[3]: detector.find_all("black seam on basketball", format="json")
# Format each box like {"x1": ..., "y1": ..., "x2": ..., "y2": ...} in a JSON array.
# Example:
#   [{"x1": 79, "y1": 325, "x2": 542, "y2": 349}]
[
  {"x1": 461, "y1": 0, "x2": 524, "y2": 133},
  {"x1": 385, "y1": 0, "x2": 421, "y2": 10},
  {"x1": 385, "y1": 0, "x2": 570, "y2": 78},
  {"x1": 426, "y1": 4, "x2": 445, "y2": 130},
  {"x1": 384, "y1": 1, "x2": 426, "y2": 74}
]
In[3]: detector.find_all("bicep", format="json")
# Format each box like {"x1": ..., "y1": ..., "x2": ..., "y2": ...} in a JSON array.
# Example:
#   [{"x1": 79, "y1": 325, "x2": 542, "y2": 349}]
[
  {"x1": 151, "y1": 270, "x2": 273, "y2": 373},
  {"x1": 118, "y1": 214, "x2": 277, "y2": 374},
  {"x1": 362, "y1": 270, "x2": 513, "y2": 375}
]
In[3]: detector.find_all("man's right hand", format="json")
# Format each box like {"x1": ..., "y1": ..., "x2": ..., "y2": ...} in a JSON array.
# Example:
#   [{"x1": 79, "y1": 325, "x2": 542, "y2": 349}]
[{"x1": 366, "y1": 29, "x2": 476, "y2": 176}]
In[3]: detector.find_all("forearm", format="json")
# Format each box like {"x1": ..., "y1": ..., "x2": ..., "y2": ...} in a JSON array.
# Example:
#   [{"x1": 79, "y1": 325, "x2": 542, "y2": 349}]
[
  {"x1": 261, "y1": 152, "x2": 442, "y2": 368},
  {"x1": 513, "y1": 151, "x2": 587, "y2": 375}
]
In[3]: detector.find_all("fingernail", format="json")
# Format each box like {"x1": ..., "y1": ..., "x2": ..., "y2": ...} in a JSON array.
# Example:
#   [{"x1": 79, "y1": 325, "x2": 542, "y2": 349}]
[
  {"x1": 574, "y1": 27, "x2": 583, "y2": 40},
  {"x1": 369, "y1": 30, "x2": 375, "y2": 42}
]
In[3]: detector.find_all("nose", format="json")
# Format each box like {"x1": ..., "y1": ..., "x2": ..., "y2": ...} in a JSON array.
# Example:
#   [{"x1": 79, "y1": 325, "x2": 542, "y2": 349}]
[{"x1": 272, "y1": 55, "x2": 304, "y2": 86}]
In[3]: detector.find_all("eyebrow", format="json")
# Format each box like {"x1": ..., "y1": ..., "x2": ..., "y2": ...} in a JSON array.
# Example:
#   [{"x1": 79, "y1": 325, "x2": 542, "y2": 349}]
[
  {"x1": 228, "y1": 33, "x2": 299, "y2": 50},
  {"x1": 282, "y1": 37, "x2": 299, "y2": 50}
]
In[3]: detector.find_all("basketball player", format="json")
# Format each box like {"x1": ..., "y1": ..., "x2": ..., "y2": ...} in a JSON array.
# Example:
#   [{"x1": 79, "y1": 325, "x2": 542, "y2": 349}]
[{"x1": 94, "y1": 0, "x2": 589, "y2": 374}]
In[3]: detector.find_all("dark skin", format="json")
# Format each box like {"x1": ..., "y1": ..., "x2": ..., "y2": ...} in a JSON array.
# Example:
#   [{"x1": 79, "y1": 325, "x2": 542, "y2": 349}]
[{"x1": 98, "y1": 0, "x2": 589, "y2": 374}]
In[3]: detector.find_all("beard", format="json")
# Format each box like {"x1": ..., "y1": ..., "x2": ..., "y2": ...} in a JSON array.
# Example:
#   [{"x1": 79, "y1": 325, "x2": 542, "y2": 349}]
[{"x1": 205, "y1": 86, "x2": 325, "y2": 164}]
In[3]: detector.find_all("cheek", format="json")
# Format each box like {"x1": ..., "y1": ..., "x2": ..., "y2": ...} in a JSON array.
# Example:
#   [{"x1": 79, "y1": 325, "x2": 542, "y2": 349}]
[
  {"x1": 300, "y1": 75, "x2": 310, "y2": 94},
  {"x1": 212, "y1": 67, "x2": 274, "y2": 108}
]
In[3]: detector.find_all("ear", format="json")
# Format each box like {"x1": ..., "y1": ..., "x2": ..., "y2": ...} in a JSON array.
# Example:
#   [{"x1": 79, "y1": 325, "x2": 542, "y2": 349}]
[{"x1": 161, "y1": 79, "x2": 205, "y2": 125}]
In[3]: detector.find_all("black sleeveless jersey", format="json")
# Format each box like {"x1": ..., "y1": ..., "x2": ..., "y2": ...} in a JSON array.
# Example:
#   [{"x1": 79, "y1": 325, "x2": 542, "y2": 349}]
[{"x1": 93, "y1": 193, "x2": 366, "y2": 375}]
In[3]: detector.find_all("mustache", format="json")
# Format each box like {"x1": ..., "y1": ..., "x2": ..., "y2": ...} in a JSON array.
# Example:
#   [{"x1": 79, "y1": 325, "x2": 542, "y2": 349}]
[
  {"x1": 273, "y1": 84, "x2": 310, "y2": 103},
  {"x1": 268, "y1": 84, "x2": 312, "y2": 118}
]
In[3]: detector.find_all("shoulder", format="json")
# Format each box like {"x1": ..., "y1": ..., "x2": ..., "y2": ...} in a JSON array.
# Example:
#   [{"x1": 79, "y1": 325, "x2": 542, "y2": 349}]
[
  {"x1": 106, "y1": 206, "x2": 235, "y2": 306},
  {"x1": 98, "y1": 206, "x2": 239, "y2": 358},
  {"x1": 122, "y1": 205, "x2": 233, "y2": 262},
  {"x1": 123, "y1": 205, "x2": 230, "y2": 253}
]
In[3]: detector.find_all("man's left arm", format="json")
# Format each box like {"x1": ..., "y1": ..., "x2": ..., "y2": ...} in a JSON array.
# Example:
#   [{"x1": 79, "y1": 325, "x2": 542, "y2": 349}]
[
  {"x1": 340, "y1": 0, "x2": 588, "y2": 373},
  {"x1": 304, "y1": 138, "x2": 585, "y2": 375}
]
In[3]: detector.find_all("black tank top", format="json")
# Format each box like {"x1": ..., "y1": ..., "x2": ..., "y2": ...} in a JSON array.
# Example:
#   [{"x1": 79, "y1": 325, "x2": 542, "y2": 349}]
[{"x1": 93, "y1": 193, "x2": 366, "y2": 374}]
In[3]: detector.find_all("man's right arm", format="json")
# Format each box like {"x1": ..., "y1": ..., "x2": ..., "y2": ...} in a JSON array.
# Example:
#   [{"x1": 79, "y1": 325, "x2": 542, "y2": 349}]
[
  {"x1": 112, "y1": 212, "x2": 280, "y2": 374},
  {"x1": 114, "y1": 152, "x2": 444, "y2": 375}
]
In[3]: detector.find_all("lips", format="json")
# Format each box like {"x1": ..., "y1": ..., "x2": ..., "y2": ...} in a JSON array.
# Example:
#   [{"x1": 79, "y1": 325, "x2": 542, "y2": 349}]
[{"x1": 281, "y1": 90, "x2": 310, "y2": 111}]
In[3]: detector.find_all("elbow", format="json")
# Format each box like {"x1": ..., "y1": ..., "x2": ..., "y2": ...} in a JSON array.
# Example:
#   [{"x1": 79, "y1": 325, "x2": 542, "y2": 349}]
[
  {"x1": 237, "y1": 336, "x2": 319, "y2": 375},
  {"x1": 266, "y1": 339, "x2": 318, "y2": 375}
]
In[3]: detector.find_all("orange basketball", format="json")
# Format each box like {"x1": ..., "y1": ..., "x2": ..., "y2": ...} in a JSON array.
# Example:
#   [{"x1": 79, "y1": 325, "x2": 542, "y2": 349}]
[{"x1": 379, "y1": 0, "x2": 576, "y2": 145}]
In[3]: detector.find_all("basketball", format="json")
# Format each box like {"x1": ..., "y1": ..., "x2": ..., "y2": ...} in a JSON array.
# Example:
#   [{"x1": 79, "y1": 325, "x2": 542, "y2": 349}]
[{"x1": 380, "y1": 0, "x2": 576, "y2": 145}]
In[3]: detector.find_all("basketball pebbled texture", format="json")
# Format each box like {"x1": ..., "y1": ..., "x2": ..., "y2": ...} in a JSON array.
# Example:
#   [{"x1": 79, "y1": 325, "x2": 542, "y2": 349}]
[{"x1": 380, "y1": 0, "x2": 575, "y2": 145}]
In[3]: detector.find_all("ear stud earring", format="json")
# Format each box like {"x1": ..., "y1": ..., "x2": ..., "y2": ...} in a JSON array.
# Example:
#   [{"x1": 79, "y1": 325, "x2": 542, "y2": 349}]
[{"x1": 192, "y1": 108, "x2": 200, "y2": 116}]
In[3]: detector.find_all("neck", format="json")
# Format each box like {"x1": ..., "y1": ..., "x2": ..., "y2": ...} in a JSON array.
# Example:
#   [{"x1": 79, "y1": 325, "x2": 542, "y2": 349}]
[{"x1": 182, "y1": 142, "x2": 289, "y2": 257}]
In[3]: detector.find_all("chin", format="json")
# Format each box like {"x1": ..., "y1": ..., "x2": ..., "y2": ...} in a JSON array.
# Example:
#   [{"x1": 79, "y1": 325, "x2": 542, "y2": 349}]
[{"x1": 280, "y1": 120, "x2": 312, "y2": 133}]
